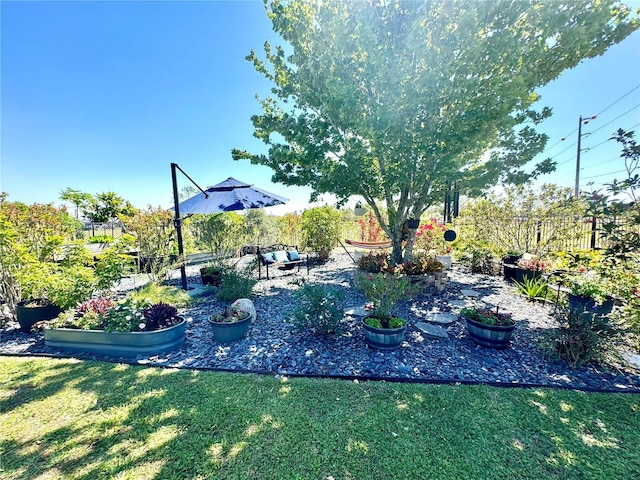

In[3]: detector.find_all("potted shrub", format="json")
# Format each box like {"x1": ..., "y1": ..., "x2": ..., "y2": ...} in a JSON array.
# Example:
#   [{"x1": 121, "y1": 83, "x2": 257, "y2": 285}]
[
  {"x1": 461, "y1": 305, "x2": 515, "y2": 349},
  {"x1": 567, "y1": 273, "x2": 615, "y2": 317},
  {"x1": 15, "y1": 256, "x2": 95, "y2": 333},
  {"x1": 356, "y1": 272, "x2": 410, "y2": 351},
  {"x1": 401, "y1": 251, "x2": 447, "y2": 296},
  {"x1": 515, "y1": 256, "x2": 550, "y2": 284},
  {"x1": 44, "y1": 284, "x2": 189, "y2": 356},
  {"x1": 209, "y1": 304, "x2": 252, "y2": 343},
  {"x1": 200, "y1": 263, "x2": 226, "y2": 286}
]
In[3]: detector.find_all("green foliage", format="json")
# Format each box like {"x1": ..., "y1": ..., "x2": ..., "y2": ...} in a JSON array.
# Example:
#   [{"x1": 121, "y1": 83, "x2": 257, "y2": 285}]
[
  {"x1": 93, "y1": 237, "x2": 136, "y2": 293},
  {"x1": 461, "y1": 306, "x2": 514, "y2": 327},
  {"x1": 119, "y1": 207, "x2": 176, "y2": 281},
  {"x1": 454, "y1": 240, "x2": 498, "y2": 275},
  {"x1": 516, "y1": 276, "x2": 549, "y2": 302},
  {"x1": 363, "y1": 316, "x2": 405, "y2": 330},
  {"x1": 401, "y1": 251, "x2": 444, "y2": 275},
  {"x1": 356, "y1": 272, "x2": 409, "y2": 324},
  {"x1": 191, "y1": 212, "x2": 246, "y2": 258},
  {"x1": 459, "y1": 184, "x2": 588, "y2": 258},
  {"x1": 585, "y1": 129, "x2": 640, "y2": 351},
  {"x1": 290, "y1": 282, "x2": 345, "y2": 335},
  {"x1": 356, "y1": 252, "x2": 394, "y2": 274},
  {"x1": 125, "y1": 282, "x2": 191, "y2": 310},
  {"x1": 88, "y1": 235, "x2": 115, "y2": 244},
  {"x1": 233, "y1": 0, "x2": 638, "y2": 264},
  {"x1": 82, "y1": 191, "x2": 135, "y2": 223},
  {"x1": 301, "y1": 206, "x2": 341, "y2": 261},
  {"x1": 215, "y1": 268, "x2": 257, "y2": 303},
  {"x1": 544, "y1": 308, "x2": 622, "y2": 368}
]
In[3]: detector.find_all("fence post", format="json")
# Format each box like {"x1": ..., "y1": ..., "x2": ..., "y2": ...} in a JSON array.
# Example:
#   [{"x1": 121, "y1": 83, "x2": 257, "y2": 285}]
[{"x1": 590, "y1": 217, "x2": 597, "y2": 249}]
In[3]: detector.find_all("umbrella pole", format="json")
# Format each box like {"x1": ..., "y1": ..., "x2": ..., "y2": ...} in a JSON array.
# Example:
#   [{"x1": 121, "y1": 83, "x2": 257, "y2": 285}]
[{"x1": 171, "y1": 163, "x2": 188, "y2": 290}]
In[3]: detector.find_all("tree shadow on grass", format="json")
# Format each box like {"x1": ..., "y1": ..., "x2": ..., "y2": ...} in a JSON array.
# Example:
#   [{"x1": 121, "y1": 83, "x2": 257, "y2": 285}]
[{"x1": 2, "y1": 357, "x2": 640, "y2": 479}]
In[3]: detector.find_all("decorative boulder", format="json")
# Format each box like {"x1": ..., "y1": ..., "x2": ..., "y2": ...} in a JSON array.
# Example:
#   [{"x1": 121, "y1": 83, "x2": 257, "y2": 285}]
[{"x1": 231, "y1": 298, "x2": 256, "y2": 323}]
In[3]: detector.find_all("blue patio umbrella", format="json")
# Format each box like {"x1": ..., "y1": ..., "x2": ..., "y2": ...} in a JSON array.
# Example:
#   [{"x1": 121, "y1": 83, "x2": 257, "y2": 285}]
[
  {"x1": 170, "y1": 164, "x2": 288, "y2": 289},
  {"x1": 176, "y1": 177, "x2": 288, "y2": 214}
]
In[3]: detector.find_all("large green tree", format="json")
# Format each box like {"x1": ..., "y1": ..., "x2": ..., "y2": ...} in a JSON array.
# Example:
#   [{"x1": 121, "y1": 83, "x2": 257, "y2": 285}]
[{"x1": 233, "y1": 0, "x2": 639, "y2": 262}]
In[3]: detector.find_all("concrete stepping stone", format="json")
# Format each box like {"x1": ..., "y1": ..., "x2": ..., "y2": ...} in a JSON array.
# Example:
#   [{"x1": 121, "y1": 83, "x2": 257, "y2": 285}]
[
  {"x1": 448, "y1": 300, "x2": 467, "y2": 307},
  {"x1": 345, "y1": 306, "x2": 370, "y2": 319},
  {"x1": 424, "y1": 312, "x2": 457, "y2": 325},
  {"x1": 416, "y1": 322, "x2": 448, "y2": 339},
  {"x1": 461, "y1": 289, "x2": 481, "y2": 297},
  {"x1": 623, "y1": 352, "x2": 640, "y2": 371}
]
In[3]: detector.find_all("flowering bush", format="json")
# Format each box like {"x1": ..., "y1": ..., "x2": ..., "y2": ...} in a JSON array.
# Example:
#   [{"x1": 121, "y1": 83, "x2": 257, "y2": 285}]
[
  {"x1": 50, "y1": 297, "x2": 182, "y2": 332},
  {"x1": 414, "y1": 218, "x2": 447, "y2": 253},
  {"x1": 516, "y1": 257, "x2": 550, "y2": 272},
  {"x1": 356, "y1": 272, "x2": 409, "y2": 327}
]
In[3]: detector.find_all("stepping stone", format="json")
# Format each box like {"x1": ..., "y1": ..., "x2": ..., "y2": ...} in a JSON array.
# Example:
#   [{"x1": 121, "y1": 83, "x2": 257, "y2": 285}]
[
  {"x1": 424, "y1": 312, "x2": 457, "y2": 325},
  {"x1": 461, "y1": 289, "x2": 481, "y2": 297},
  {"x1": 448, "y1": 300, "x2": 467, "y2": 307},
  {"x1": 345, "y1": 307, "x2": 370, "y2": 319},
  {"x1": 623, "y1": 352, "x2": 640, "y2": 371},
  {"x1": 416, "y1": 322, "x2": 448, "y2": 339}
]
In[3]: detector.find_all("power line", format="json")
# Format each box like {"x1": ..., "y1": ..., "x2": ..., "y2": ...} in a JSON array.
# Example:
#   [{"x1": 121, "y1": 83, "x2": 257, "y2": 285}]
[
  {"x1": 594, "y1": 84, "x2": 640, "y2": 117},
  {"x1": 589, "y1": 104, "x2": 640, "y2": 136},
  {"x1": 581, "y1": 169, "x2": 627, "y2": 180}
]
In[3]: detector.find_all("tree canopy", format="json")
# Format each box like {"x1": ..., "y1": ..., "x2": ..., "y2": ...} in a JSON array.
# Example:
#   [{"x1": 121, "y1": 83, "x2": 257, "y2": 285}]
[{"x1": 232, "y1": 0, "x2": 639, "y2": 262}]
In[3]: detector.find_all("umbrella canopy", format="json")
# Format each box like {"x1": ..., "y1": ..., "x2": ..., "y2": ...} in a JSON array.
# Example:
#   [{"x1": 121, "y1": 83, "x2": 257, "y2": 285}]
[{"x1": 176, "y1": 177, "x2": 288, "y2": 215}]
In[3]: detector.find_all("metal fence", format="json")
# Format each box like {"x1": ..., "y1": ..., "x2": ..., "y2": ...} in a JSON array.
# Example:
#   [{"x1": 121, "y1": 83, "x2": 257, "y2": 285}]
[{"x1": 451, "y1": 215, "x2": 638, "y2": 252}]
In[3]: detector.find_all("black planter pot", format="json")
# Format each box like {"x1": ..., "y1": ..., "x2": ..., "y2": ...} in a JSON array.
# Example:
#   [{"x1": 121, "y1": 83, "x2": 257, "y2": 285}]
[
  {"x1": 515, "y1": 267, "x2": 541, "y2": 284},
  {"x1": 567, "y1": 293, "x2": 614, "y2": 317},
  {"x1": 464, "y1": 315, "x2": 515, "y2": 349},
  {"x1": 200, "y1": 268, "x2": 223, "y2": 286},
  {"x1": 16, "y1": 300, "x2": 61, "y2": 333},
  {"x1": 503, "y1": 264, "x2": 518, "y2": 282},
  {"x1": 406, "y1": 219, "x2": 420, "y2": 229}
]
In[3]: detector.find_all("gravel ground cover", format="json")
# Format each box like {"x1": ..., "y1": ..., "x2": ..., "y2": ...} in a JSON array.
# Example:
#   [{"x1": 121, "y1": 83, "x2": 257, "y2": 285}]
[{"x1": 1, "y1": 252, "x2": 639, "y2": 392}]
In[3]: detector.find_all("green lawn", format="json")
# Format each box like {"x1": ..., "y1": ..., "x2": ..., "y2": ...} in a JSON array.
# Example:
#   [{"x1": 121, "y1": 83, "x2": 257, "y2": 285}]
[{"x1": 1, "y1": 357, "x2": 639, "y2": 480}]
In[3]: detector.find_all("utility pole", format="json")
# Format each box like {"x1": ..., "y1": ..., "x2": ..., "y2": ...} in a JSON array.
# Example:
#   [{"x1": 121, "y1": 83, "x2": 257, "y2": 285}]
[{"x1": 572, "y1": 115, "x2": 596, "y2": 197}]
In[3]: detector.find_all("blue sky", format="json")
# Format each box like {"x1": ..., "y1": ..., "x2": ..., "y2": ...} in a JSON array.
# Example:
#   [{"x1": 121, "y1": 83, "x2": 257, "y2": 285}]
[{"x1": 1, "y1": 1, "x2": 639, "y2": 216}]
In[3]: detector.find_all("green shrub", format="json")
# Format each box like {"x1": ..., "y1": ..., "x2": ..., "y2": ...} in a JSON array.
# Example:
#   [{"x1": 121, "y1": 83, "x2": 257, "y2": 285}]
[
  {"x1": 301, "y1": 206, "x2": 341, "y2": 261},
  {"x1": 543, "y1": 308, "x2": 622, "y2": 368},
  {"x1": 215, "y1": 269, "x2": 257, "y2": 303},
  {"x1": 290, "y1": 282, "x2": 345, "y2": 335},
  {"x1": 126, "y1": 282, "x2": 191, "y2": 309},
  {"x1": 515, "y1": 276, "x2": 549, "y2": 301},
  {"x1": 356, "y1": 252, "x2": 393, "y2": 273},
  {"x1": 88, "y1": 235, "x2": 115, "y2": 244}
]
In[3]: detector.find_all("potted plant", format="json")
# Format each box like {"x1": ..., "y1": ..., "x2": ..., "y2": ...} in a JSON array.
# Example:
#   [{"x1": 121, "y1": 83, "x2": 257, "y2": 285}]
[
  {"x1": 461, "y1": 305, "x2": 515, "y2": 349},
  {"x1": 200, "y1": 263, "x2": 227, "y2": 286},
  {"x1": 400, "y1": 251, "x2": 447, "y2": 296},
  {"x1": 44, "y1": 285, "x2": 189, "y2": 356},
  {"x1": 515, "y1": 256, "x2": 550, "y2": 284},
  {"x1": 356, "y1": 272, "x2": 410, "y2": 351},
  {"x1": 566, "y1": 272, "x2": 615, "y2": 317},
  {"x1": 209, "y1": 304, "x2": 252, "y2": 343},
  {"x1": 15, "y1": 256, "x2": 95, "y2": 333},
  {"x1": 502, "y1": 249, "x2": 522, "y2": 281}
]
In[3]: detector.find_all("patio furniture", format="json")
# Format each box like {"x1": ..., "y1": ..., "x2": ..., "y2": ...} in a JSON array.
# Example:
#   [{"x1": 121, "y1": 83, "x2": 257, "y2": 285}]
[{"x1": 257, "y1": 244, "x2": 309, "y2": 280}]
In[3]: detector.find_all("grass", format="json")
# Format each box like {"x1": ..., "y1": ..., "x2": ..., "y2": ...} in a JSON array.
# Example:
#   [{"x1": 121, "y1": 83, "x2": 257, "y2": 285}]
[{"x1": 1, "y1": 357, "x2": 639, "y2": 480}]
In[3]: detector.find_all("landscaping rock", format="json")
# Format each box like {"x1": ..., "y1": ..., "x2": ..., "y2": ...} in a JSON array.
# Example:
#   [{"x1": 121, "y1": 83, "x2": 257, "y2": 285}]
[{"x1": 231, "y1": 298, "x2": 256, "y2": 323}]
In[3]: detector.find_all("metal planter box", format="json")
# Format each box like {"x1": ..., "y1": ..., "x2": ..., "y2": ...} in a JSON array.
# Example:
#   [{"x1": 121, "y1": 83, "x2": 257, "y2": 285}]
[{"x1": 44, "y1": 320, "x2": 186, "y2": 357}]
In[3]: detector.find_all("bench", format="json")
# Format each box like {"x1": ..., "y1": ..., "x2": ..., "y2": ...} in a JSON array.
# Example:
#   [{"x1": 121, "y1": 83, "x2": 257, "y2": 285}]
[{"x1": 257, "y1": 244, "x2": 310, "y2": 280}]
